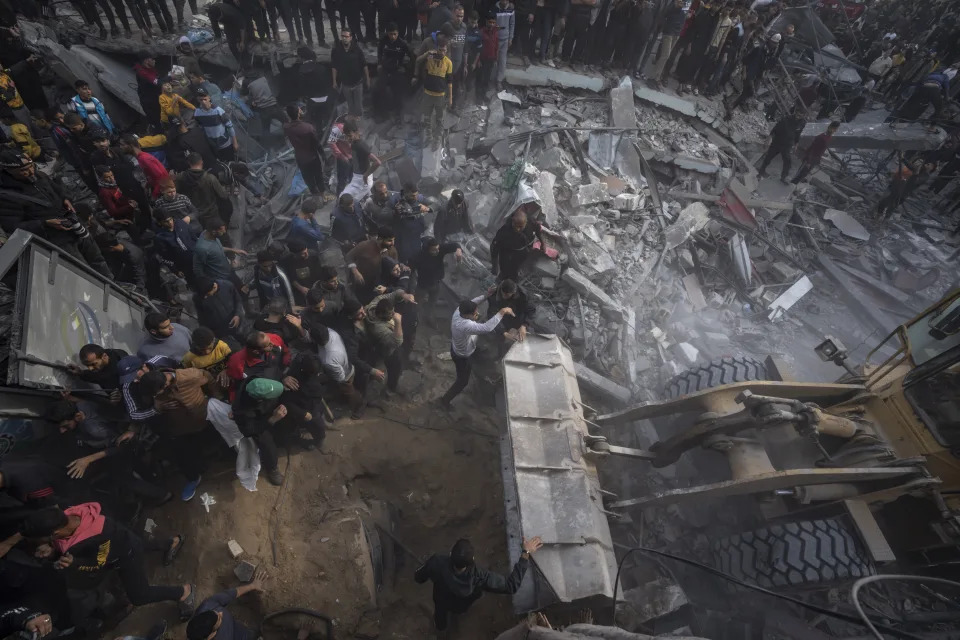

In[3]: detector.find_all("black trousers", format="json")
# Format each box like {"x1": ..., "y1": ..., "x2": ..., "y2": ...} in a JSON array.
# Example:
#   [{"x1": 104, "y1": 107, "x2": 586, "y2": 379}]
[
  {"x1": 560, "y1": 12, "x2": 591, "y2": 62},
  {"x1": 256, "y1": 407, "x2": 327, "y2": 471},
  {"x1": 158, "y1": 430, "x2": 206, "y2": 482},
  {"x1": 758, "y1": 142, "x2": 792, "y2": 180},
  {"x1": 791, "y1": 159, "x2": 818, "y2": 184},
  {"x1": 440, "y1": 349, "x2": 472, "y2": 405},
  {"x1": 118, "y1": 541, "x2": 183, "y2": 605},
  {"x1": 515, "y1": 13, "x2": 536, "y2": 58},
  {"x1": 298, "y1": 156, "x2": 326, "y2": 195}
]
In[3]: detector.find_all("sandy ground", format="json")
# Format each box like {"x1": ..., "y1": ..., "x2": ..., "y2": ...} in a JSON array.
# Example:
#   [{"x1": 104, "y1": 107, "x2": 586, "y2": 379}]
[{"x1": 114, "y1": 315, "x2": 520, "y2": 640}]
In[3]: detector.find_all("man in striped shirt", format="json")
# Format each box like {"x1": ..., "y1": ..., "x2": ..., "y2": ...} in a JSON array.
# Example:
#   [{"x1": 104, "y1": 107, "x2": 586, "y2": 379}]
[
  {"x1": 437, "y1": 294, "x2": 514, "y2": 408},
  {"x1": 193, "y1": 90, "x2": 238, "y2": 162}
]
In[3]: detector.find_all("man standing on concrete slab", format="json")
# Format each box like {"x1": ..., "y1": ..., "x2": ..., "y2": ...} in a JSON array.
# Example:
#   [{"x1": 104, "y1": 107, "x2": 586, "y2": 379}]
[
  {"x1": 791, "y1": 120, "x2": 839, "y2": 185},
  {"x1": 492, "y1": 0, "x2": 515, "y2": 87},
  {"x1": 447, "y1": 5, "x2": 468, "y2": 108},
  {"x1": 560, "y1": 0, "x2": 594, "y2": 71},
  {"x1": 416, "y1": 38, "x2": 454, "y2": 150},
  {"x1": 651, "y1": 0, "x2": 685, "y2": 87},
  {"x1": 757, "y1": 106, "x2": 804, "y2": 184},
  {"x1": 332, "y1": 27, "x2": 370, "y2": 116}
]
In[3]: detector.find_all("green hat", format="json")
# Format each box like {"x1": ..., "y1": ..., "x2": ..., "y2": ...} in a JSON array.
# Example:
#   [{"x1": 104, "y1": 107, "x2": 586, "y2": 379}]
[{"x1": 246, "y1": 377, "x2": 284, "y2": 400}]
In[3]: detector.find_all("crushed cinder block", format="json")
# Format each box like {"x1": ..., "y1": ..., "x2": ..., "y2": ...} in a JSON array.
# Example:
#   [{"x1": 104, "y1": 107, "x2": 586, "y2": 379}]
[
  {"x1": 614, "y1": 193, "x2": 641, "y2": 211},
  {"x1": 675, "y1": 342, "x2": 700, "y2": 365},
  {"x1": 574, "y1": 182, "x2": 609, "y2": 206},
  {"x1": 490, "y1": 139, "x2": 516, "y2": 166},
  {"x1": 561, "y1": 268, "x2": 623, "y2": 319},
  {"x1": 227, "y1": 540, "x2": 244, "y2": 558},
  {"x1": 532, "y1": 170, "x2": 558, "y2": 227},
  {"x1": 234, "y1": 560, "x2": 256, "y2": 583},
  {"x1": 574, "y1": 363, "x2": 632, "y2": 404}
]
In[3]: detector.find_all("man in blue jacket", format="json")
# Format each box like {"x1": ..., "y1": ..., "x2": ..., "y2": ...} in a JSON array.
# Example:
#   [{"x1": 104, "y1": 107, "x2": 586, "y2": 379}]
[
  {"x1": 330, "y1": 192, "x2": 368, "y2": 251},
  {"x1": 71, "y1": 81, "x2": 115, "y2": 136}
]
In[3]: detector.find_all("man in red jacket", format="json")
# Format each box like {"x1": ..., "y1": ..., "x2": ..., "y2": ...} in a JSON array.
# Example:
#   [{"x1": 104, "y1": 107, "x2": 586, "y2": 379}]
[
  {"x1": 791, "y1": 120, "x2": 840, "y2": 185},
  {"x1": 283, "y1": 104, "x2": 334, "y2": 202},
  {"x1": 95, "y1": 166, "x2": 139, "y2": 224},
  {"x1": 120, "y1": 134, "x2": 169, "y2": 198},
  {"x1": 475, "y1": 13, "x2": 499, "y2": 100}
]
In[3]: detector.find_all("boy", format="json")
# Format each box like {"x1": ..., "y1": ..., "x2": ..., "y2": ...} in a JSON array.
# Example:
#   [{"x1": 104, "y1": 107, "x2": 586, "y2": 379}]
[{"x1": 476, "y1": 13, "x2": 499, "y2": 101}]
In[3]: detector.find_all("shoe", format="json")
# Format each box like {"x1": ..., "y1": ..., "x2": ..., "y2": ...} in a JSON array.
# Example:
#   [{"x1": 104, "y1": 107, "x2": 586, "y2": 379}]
[
  {"x1": 178, "y1": 584, "x2": 196, "y2": 621},
  {"x1": 181, "y1": 476, "x2": 202, "y2": 502},
  {"x1": 266, "y1": 469, "x2": 284, "y2": 486},
  {"x1": 522, "y1": 55, "x2": 531, "y2": 66},
  {"x1": 146, "y1": 621, "x2": 167, "y2": 640},
  {"x1": 163, "y1": 534, "x2": 186, "y2": 566}
]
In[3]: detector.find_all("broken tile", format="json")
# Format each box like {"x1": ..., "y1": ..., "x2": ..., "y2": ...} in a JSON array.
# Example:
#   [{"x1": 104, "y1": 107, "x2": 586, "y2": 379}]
[{"x1": 573, "y1": 182, "x2": 609, "y2": 206}]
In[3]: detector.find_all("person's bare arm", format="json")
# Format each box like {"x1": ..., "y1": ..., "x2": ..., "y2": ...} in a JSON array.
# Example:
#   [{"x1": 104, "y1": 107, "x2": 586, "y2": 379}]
[
  {"x1": 236, "y1": 568, "x2": 268, "y2": 598},
  {"x1": 331, "y1": 67, "x2": 339, "y2": 89}
]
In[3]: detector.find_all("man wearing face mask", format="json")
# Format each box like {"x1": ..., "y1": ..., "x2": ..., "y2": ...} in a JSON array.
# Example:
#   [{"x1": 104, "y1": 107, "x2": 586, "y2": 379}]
[{"x1": 0, "y1": 150, "x2": 111, "y2": 278}]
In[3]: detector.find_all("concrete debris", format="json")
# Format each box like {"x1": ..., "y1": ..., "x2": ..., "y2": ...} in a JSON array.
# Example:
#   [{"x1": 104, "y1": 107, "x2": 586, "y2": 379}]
[
  {"x1": 682, "y1": 274, "x2": 707, "y2": 310},
  {"x1": 824, "y1": 208, "x2": 870, "y2": 241},
  {"x1": 497, "y1": 90, "x2": 522, "y2": 105},
  {"x1": 661, "y1": 153, "x2": 721, "y2": 175},
  {"x1": 675, "y1": 342, "x2": 700, "y2": 365},
  {"x1": 614, "y1": 193, "x2": 642, "y2": 211},
  {"x1": 227, "y1": 540, "x2": 244, "y2": 558},
  {"x1": 767, "y1": 276, "x2": 813, "y2": 321},
  {"x1": 566, "y1": 228, "x2": 617, "y2": 280},
  {"x1": 574, "y1": 363, "x2": 632, "y2": 404},
  {"x1": 574, "y1": 182, "x2": 610, "y2": 206},
  {"x1": 634, "y1": 86, "x2": 697, "y2": 117},
  {"x1": 421, "y1": 147, "x2": 444, "y2": 180},
  {"x1": 800, "y1": 121, "x2": 947, "y2": 151},
  {"x1": 664, "y1": 202, "x2": 710, "y2": 250},
  {"x1": 729, "y1": 233, "x2": 752, "y2": 286},
  {"x1": 587, "y1": 132, "x2": 618, "y2": 169},
  {"x1": 532, "y1": 171, "x2": 559, "y2": 227},
  {"x1": 561, "y1": 269, "x2": 624, "y2": 320},
  {"x1": 491, "y1": 140, "x2": 517, "y2": 166},
  {"x1": 530, "y1": 254, "x2": 561, "y2": 278},
  {"x1": 505, "y1": 66, "x2": 606, "y2": 92},
  {"x1": 537, "y1": 146, "x2": 575, "y2": 176},
  {"x1": 609, "y1": 76, "x2": 636, "y2": 129}
]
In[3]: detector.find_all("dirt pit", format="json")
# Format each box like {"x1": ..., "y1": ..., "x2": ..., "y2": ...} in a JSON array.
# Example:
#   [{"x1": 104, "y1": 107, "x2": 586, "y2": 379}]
[{"x1": 116, "y1": 350, "x2": 518, "y2": 640}]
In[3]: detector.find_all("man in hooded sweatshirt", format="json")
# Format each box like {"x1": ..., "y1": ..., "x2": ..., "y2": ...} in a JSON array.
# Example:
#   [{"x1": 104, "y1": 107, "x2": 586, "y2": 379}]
[
  {"x1": 415, "y1": 536, "x2": 542, "y2": 631},
  {"x1": 175, "y1": 153, "x2": 232, "y2": 226}
]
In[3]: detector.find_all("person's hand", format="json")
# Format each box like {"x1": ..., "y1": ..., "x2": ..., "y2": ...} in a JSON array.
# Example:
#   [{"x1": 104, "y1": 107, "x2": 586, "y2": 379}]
[
  {"x1": 270, "y1": 404, "x2": 288, "y2": 423},
  {"x1": 54, "y1": 552, "x2": 73, "y2": 569},
  {"x1": 217, "y1": 370, "x2": 231, "y2": 388},
  {"x1": 499, "y1": 307, "x2": 515, "y2": 317},
  {"x1": 25, "y1": 614, "x2": 53, "y2": 636},
  {"x1": 231, "y1": 248, "x2": 249, "y2": 256},
  {"x1": 130, "y1": 201, "x2": 139, "y2": 209},
  {"x1": 240, "y1": 284, "x2": 250, "y2": 295},
  {"x1": 371, "y1": 368, "x2": 385, "y2": 381},
  {"x1": 158, "y1": 400, "x2": 181, "y2": 411},
  {"x1": 229, "y1": 315, "x2": 240, "y2": 328},
  {"x1": 63, "y1": 199, "x2": 75, "y2": 214},
  {"x1": 35, "y1": 544, "x2": 53, "y2": 559},
  {"x1": 282, "y1": 376, "x2": 300, "y2": 391},
  {"x1": 303, "y1": 411, "x2": 312, "y2": 421},
  {"x1": 528, "y1": 12, "x2": 534, "y2": 22},
  {"x1": 401, "y1": 292, "x2": 416, "y2": 303},
  {"x1": 374, "y1": 285, "x2": 387, "y2": 294},
  {"x1": 182, "y1": 215, "x2": 191, "y2": 224},
  {"x1": 455, "y1": 248, "x2": 463, "y2": 262},
  {"x1": 393, "y1": 311, "x2": 402, "y2": 325},
  {"x1": 67, "y1": 456, "x2": 94, "y2": 479},
  {"x1": 352, "y1": 267, "x2": 364, "y2": 285},
  {"x1": 249, "y1": 568, "x2": 268, "y2": 592},
  {"x1": 66, "y1": 363, "x2": 82, "y2": 375},
  {"x1": 44, "y1": 219, "x2": 68, "y2": 231},
  {"x1": 419, "y1": 203, "x2": 429, "y2": 213},
  {"x1": 108, "y1": 389, "x2": 122, "y2": 404},
  {"x1": 487, "y1": 284, "x2": 498, "y2": 296},
  {"x1": 522, "y1": 536, "x2": 543, "y2": 555},
  {"x1": 285, "y1": 314, "x2": 302, "y2": 328},
  {"x1": 116, "y1": 429, "x2": 136, "y2": 444},
  {"x1": 518, "y1": 325, "x2": 527, "y2": 342},
  {"x1": 504, "y1": 330, "x2": 516, "y2": 342}
]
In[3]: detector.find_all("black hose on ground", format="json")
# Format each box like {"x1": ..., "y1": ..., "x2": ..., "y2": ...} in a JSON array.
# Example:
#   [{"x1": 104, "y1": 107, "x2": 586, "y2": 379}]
[{"x1": 260, "y1": 608, "x2": 334, "y2": 640}]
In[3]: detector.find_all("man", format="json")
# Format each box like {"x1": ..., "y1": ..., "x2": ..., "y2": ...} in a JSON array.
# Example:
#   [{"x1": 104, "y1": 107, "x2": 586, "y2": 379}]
[
  {"x1": 475, "y1": 12, "x2": 499, "y2": 99},
  {"x1": 253, "y1": 250, "x2": 292, "y2": 310},
  {"x1": 877, "y1": 156, "x2": 937, "y2": 219},
  {"x1": 243, "y1": 70, "x2": 287, "y2": 137},
  {"x1": 283, "y1": 104, "x2": 332, "y2": 200},
  {"x1": 0, "y1": 150, "x2": 111, "y2": 278},
  {"x1": 91, "y1": 134, "x2": 151, "y2": 216},
  {"x1": 166, "y1": 116, "x2": 217, "y2": 173},
  {"x1": 560, "y1": 0, "x2": 593, "y2": 71},
  {"x1": 346, "y1": 227, "x2": 399, "y2": 302},
  {"x1": 154, "y1": 177, "x2": 201, "y2": 234},
  {"x1": 97, "y1": 232, "x2": 148, "y2": 291},
  {"x1": 193, "y1": 90, "x2": 239, "y2": 163},
  {"x1": 287, "y1": 198, "x2": 326, "y2": 250},
  {"x1": 342, "y1": 121, "x2": 382, "y2": 201},
  {"x1": 437, "y1": 295, "x2": 513, "y2": 407},
  {"x1": 194, "y1": 276, "x2": 245, "y2": 344},
  {"x1": 280, "y1": 239, "x2": 325, "y2": 304},
  {"x1": 330, "y1": 193, "x2": 368, "y2": 251},
  {"x1": 139, "y1": 312, "x2": 192, "y2": 361},
  {"x1": 312, "y1": 324, "x2": 365, "y2": 417},
  {"x1": 176, "y1": 153, "x2": 232, "y2": 226},
  {"x1": 415, "y1": 536, "x2": 542, "y2": 632},
  {"x1": 194, "y1": 217, "x2": 249, "y2": 285},
  {"x1": 868, "y1": 48, "x2": 894, "y2": 85},
  {"x1": 70, "y1": 81, "x2": 115, "y2": 136},
  {"x1": 792, "y1": 120, "x2": 840, "y2": 184},
  {"x1": 332, "y1": 28, "x2": 370, "y2": 116},
  {"x1": 489, "y1": 209, "x2": 550, "y2": 283},
  {"x1": 694, "y1": 4, "x2": 733, "y2": 89},
  {"x1": 363, "y1": 290, "x2": 417, "y2": 393},
  {"x1": 121, "y1": 134, "x2": 169, "y2": 199},
  {"x1": 491, "y1": 0, "x2": 514, "y2": 85},
  {"x1": 416, "y1": 38, "x2": 453, "y2": 150},
  {"x1": 185, "y1": 570, "x2": 267, "y2": 640},
  {"x1": 186, "y1": 70, "x2": 224, "y2": 107},
  {"x1": 307, "y1": 265, "x2": 361, "y2": 332},
  {"x1": 117, "y1": 354, "x2": 180, "y2": 423},
  {"x1": 758, "y1": 107, "x2": 805, "y2": 183},
  {"x1": 208, "y1": 0, "x2": 248, "y2": 65},
  {"x1": 412, "y1": 237, "x2": 461, "y2": 312},
  {"x1": 66, "y1": 344, "x2": 129, "y2": 390},
  {"x1": 376, "y1": 23, "x2": 415, "y2": 120},
  {"x1": 363, "y1": 181, "x2": 399, "y2": 233},
  {"x1": 485, "y1": 278, "x2": 531, "y2": 355},
  {"x1": 154, "y1": 209, "x2": 198, "y2": 282},
  {"x1": 232, "y1": 377, "x2": 326, "y2": 485},
  {"x1": 224, "y1": 331, "x2": 291, "y2": 387},
  {"x1": 20, "y1": 505, "x2": 196, "y2": 618},
  {"x1": 724, "y1": 31, "x2": 776, "y2": 116},
  {"x1": 387, "y1": 190, "x2": 427, "y2": 267},
  {"x1": 892, "y1": 67, "x2": 956, "y2": 131}
]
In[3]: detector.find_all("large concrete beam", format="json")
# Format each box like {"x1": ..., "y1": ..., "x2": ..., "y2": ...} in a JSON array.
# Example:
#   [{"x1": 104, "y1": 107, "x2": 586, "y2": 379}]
[
  {"x1": 504, "y1": 65, "x2": 606, "y2": 92},
  {"x1": 800, "y1": 121, "x2": 947, "y2": 151}
]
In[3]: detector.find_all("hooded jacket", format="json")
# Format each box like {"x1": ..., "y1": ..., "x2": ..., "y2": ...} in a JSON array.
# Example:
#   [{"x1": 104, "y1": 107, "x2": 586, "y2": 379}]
[
  {"x1": 175, "y1": 168, "x2": 228, "y2": 223},
  {"x1": 414, "y1": 553, "x2": 528, "y2": 609},
  {"x1": 71, "y1": 95, "x2": 115, "y2": 134}
]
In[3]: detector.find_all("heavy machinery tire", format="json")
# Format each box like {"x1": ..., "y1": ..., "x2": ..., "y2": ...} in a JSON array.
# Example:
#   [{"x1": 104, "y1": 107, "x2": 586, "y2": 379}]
[
  {"x1": 712, "y1": 518, "x2": 875, "y2": 590},
  {"x1": 663, "y1": 356, "x2": 769, "y2": 399}
]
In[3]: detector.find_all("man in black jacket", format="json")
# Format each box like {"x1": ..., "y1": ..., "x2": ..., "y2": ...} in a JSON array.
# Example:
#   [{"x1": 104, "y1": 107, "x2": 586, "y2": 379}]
[
  {"x1": 0, "y1": 150, "x2": 111, "y2": 278},
  {"x1": 194, "y1": 276, "x2": 245, "y2": 346},
  {"x1": 485, "y1": 278, "x2": 532, "y2": 355},
  {"x1": 96, "y1": 232, "x2": 148, "y2": 291},
  {"x1": 758, "y1": 107, "x2": 805, "y2": 183},
  {"x1": 66, "y1": 344, "x2": 129, "y2": 390},
  {"x1": 412, "y1": 237, "x2": 461, "y2": 315},
  {"x1": 415, "y1": 535, "x2": 542, "y2": 631},
  {"x1": 165, "y1": 117, "x2": 217, "y2": 173}
]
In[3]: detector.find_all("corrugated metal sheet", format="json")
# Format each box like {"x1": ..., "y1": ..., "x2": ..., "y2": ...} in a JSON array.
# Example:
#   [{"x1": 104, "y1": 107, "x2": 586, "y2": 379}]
[{"x1": 501, "y1": 334, "x2": 619, "y2": 613}]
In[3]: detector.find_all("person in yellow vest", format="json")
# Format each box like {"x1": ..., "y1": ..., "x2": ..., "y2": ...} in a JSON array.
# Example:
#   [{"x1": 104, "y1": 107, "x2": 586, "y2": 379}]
[
  {"x1": 415, "y1": 36, "x2": 453, "y2": 150},
  {"x1": 159, "y1": 82, "x2": 196, "y2": 125}
]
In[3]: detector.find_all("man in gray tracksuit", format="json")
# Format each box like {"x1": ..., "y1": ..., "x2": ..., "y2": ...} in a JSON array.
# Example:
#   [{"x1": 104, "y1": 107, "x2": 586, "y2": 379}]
[{"x1": 493, "y1": 0, "x2": 515, "y2": 84}]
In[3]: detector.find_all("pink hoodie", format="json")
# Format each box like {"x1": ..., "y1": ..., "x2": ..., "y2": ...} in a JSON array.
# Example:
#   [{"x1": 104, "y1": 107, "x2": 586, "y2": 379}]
[{"x1": 55, "y1": 502, "x2": 106, "y2": 555}]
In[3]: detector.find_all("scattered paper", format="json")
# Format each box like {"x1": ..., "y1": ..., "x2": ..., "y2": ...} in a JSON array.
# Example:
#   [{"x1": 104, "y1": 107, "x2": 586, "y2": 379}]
[
  {"x1": 200, "y1": 492, "x2": 217, "y2": 513},
  {"x1": 144, "y1": 518, "x2": 157, "y2": 533}
]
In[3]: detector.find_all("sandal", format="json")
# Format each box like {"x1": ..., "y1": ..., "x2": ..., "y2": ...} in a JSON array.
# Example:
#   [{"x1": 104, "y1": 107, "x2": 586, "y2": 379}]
[
  {"x1": 164, "y1": 535, "x2": 186, "y2": 567},
  {"x1": 178, "y1": 584, "x2": 197, "y2": 620}
]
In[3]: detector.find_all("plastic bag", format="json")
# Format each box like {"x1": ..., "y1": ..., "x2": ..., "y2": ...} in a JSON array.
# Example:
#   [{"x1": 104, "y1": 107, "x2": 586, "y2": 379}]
[{"x1": 235, "y1": 437, "x2": 261, "y2": 492}]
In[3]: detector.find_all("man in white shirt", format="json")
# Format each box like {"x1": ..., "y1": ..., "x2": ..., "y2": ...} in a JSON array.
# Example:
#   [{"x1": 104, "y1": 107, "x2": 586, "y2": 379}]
[{"x1": 437, "y1": 294, "x2": 515, "y2": 408}]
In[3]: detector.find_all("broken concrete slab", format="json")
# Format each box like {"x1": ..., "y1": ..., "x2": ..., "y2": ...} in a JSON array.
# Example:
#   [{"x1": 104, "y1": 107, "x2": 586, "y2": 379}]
[
  {"x1": 800, "y1": 121, "x2": 947, "y2": 151},
  {"x1": 573, "y1": 182, "x2": 609, "y2": 206},
  {"x1": 817, "y1": 255, "x2": 899, "y2": 333},
  {"x1": 421, "y1": 147, "x2": 443, "y2": 179},
  {"x1": 634, "y1": 86, "x2": 697, "y2": 117},
  {"x1": 486, "y1": 95, "x2": 508, "y2": 139},
  {"x1": 574, "y1": 363, "x2": 632, "y2": 404},
  {"x1": 491, "y1": 139, "x2": 516, "y2": 166},
  {"x1": 609, "y1": 76, "x2": 635, "y2": 129},
  {"x1": 72, "y1": 45, "x2": 144, "y2": 116},
  {"x1": 561, "y1": 268, "x2": 624, "y2": 320},
  {"x1": 681, "y1": 274, "x2": 707, "y2": 310},
  {"x1": 567, "y1": 230, "x2": 617, "y2": 280},
  {"x1": 667, "y1": 154, "x2": 722, "y2": 174},
  {"x1": 536, "y1": 146, "x2": 574, "y2": 175},
  {"x1": 614, "y1": 193, "x2": 641, "y2": 211},
  {"x1": 530, "y1": 254, "x2": 561, "y2": 278},
  {"x1": 767, "y1": 275, "x2": 813, "y2": 321},
  {"x1": 587, "y1": 132, "x2": 617, "y2": 168},
  {"x1": 505, "y1": 66, "x2": 606, "y2": 92},
  {"x1": 675, "y1": 342, "x2": 700, "y2": 365},
  {"x1": 664, "y1": 202, "x2": 710, "y2": 250},
  {"x1": 824, "y1": 208, "x2": 870, "y2": 241},
  {"x1": 441, "y1": 110, "x2": 461, "y2": 130},
  {"x1": 532, "y1": 171, "x2": 558, "y2": 227},
  {"x1": 497, "y1": 90, "x2": 522, "y2": 105}
]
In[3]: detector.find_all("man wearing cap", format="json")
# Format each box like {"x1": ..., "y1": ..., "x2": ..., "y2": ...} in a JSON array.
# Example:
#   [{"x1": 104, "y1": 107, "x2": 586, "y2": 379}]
[
  {"x1": 231, "y1": 376, "x2": 326, "y2": 485},
  {"x1": 415, "y1": 535, "x2": 543, "y2": 631},
  {"x1": 193, "y1": 91, "x2": 239, "y2": 162},
  {"x1": 0, "y1": 150, "x2": 111, "y2": 278}
]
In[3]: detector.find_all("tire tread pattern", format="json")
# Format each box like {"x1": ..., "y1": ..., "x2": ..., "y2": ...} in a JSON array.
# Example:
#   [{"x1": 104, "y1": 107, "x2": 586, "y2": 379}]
[{"x1": 664, "y1": 356, "x2": 769, "y2": 399}]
